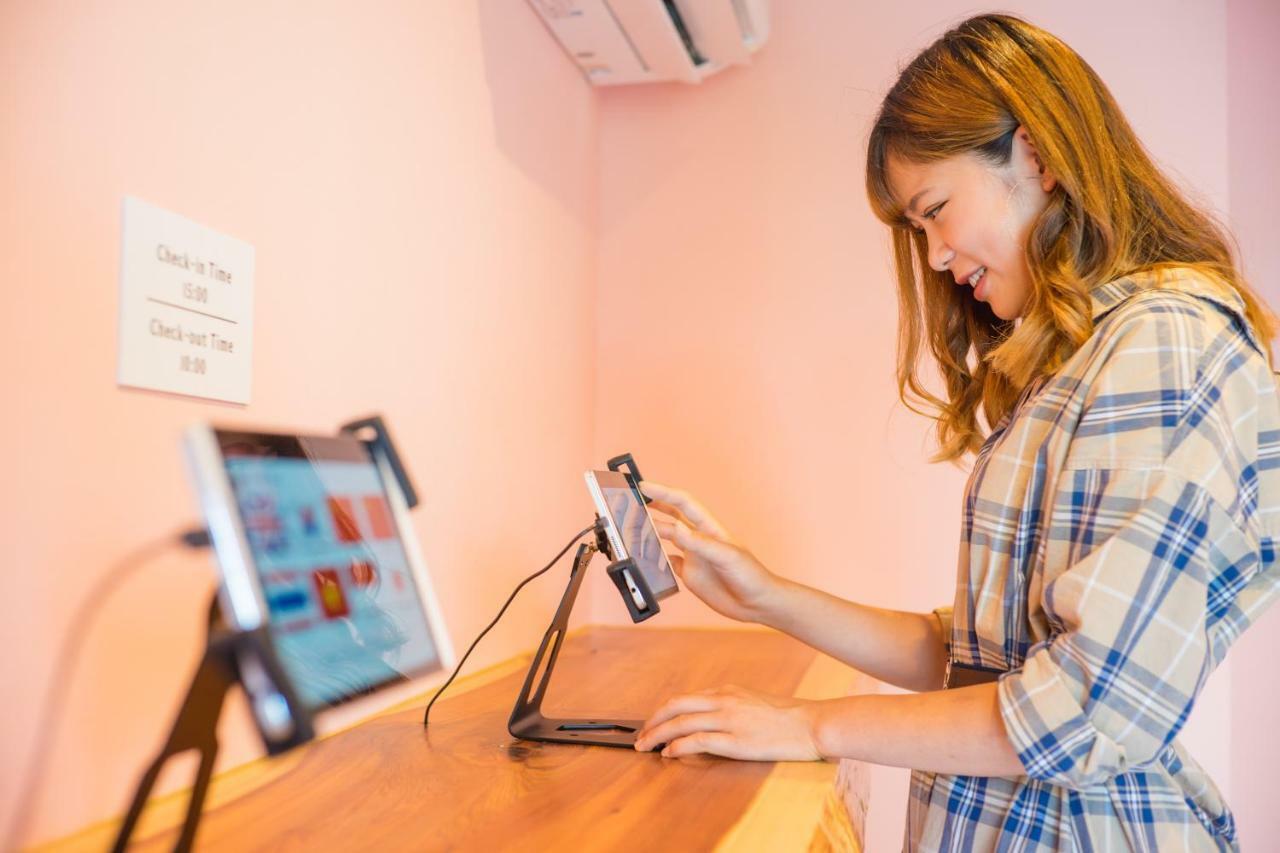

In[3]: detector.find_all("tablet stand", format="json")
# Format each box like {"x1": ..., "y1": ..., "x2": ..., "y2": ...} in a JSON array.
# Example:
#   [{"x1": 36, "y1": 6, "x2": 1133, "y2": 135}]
[
  {"x1": 113, "y1": 413, "x2": 410, "y2": 851},
  {"x1": 507, "y1": 538, "x2": 650, "y2": 749},
  {"x1": 112, "y1": 596, "x2": 314, "y2": 853},
  {"x1": 341, "y1": 415, "x2": 419, "y2": 509}
]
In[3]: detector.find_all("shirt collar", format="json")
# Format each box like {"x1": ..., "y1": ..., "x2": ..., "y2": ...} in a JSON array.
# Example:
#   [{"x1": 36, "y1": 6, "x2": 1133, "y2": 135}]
[{"x1": 1089, "y1": 267, "x2": 1263, "y2": 353}]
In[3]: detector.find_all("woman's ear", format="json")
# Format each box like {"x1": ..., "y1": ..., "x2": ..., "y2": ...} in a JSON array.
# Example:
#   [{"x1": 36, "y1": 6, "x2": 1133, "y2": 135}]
[{"x1": 1014, "y1": 124, "x2": 1057, "y2": 193}]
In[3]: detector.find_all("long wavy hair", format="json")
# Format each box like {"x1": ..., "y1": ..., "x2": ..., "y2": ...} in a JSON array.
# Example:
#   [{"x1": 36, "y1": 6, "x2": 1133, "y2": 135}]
[{"x1": 866, "y1": 13, "x2": 1275, "y2": 463}]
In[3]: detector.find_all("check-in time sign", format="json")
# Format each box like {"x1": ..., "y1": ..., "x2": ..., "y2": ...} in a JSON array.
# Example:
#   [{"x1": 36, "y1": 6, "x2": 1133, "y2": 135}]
[{"x1": 117, "y1": 197, "x2": 254, "y2": 404}]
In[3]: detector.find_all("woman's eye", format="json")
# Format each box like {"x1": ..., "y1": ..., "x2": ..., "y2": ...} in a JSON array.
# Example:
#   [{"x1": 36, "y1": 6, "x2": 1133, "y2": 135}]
[{"x1": 923, "y1": 202, "x2": 945, "y2": 221}]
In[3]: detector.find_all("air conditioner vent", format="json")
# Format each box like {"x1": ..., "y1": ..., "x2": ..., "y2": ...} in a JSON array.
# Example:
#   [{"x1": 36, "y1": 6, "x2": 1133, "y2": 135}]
[
  {"x1": 663, "y1": 0, "x2": 707, "y2": 67},
  {"x1": 528, "y1": 0, "x2": 771, "y2": 86}
]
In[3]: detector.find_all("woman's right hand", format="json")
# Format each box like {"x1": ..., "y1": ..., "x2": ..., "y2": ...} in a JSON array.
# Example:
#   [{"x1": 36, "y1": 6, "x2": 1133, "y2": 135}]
[{"x1": 638, "y1": 480, "x2": 783, "y2": 624}]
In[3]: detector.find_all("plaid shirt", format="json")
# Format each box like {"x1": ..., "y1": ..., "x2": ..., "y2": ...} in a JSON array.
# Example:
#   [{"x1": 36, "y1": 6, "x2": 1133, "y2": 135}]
[{"x1": 904, "y1": 268, "x2": 1280, "y2": 851}]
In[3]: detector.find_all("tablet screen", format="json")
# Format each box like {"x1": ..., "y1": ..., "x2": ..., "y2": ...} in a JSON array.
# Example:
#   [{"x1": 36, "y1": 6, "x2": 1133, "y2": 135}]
[
  {"x1": 214, "y1": 430, "x2": 442, "y2": 710},
  {"x1": 590, "y1": 470, "x2": 679, "y2": 600}
]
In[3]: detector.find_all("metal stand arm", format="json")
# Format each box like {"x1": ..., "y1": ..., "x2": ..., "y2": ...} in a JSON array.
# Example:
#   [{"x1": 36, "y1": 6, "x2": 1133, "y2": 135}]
[
  {"x1": 112, "y1": 599, "x2": 312, "y2": 852},
  {"x1": 507, "y1": 543, "x2": 646, "y2": 748}
]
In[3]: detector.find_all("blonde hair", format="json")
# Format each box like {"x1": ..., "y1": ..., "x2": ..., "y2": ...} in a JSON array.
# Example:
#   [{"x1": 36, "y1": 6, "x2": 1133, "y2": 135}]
[{"x1": 866, "y1": 13, "x2": 1275, "y2": 462}]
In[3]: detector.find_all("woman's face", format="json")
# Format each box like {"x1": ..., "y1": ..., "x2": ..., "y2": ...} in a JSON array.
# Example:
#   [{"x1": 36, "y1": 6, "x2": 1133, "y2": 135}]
[{"x1": 887, "y1": 127, "x2": 1056, "y2": 321}]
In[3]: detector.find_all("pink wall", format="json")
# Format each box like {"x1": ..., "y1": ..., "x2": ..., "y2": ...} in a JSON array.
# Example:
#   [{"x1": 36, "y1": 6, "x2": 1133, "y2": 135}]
[
  {"x1": 594, "y1": 1, "x2": 1259, "y2": 849},
  {"x1": 0, "y1": 1, "x2": 599, "y2": 846},
  {"x1": 1226, "y1": 0, "x2": 1280, "y2": 846},
  {"x1": 4, "y1": 1, "x2": 1273, "y2": 849}
]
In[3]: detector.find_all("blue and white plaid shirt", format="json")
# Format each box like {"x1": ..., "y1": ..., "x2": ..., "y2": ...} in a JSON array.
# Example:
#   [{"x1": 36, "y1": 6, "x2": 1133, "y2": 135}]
[{"x1": 905, "y1": 268, "x2": 1280, "y2": 851}]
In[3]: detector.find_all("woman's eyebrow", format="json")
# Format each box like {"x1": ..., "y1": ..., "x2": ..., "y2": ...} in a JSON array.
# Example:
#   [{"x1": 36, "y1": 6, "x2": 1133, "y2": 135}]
[{"x1": 906, "y1": 188, "x2": 934, "y2": 214}]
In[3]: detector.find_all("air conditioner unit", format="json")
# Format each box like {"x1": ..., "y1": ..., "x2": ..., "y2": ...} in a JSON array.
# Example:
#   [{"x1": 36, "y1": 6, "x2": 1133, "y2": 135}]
[{"x1": 528, "y1": 0, "x2": 771, "y2": 86}]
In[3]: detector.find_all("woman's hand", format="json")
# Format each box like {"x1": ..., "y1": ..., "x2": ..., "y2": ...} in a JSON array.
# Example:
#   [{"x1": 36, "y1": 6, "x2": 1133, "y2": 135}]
[
  {"x1": 633, "y1": 685, "x2": 822, "y2": 761},
  {"x1": 638, "y1": 480, "x2": 783, "y2": 624}
]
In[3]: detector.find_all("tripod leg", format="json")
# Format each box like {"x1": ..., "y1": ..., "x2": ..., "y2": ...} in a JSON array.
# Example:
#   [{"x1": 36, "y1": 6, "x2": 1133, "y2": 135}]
[
  {"x1": 174, "y1": 744, "x2": 218, "y2": 853},
  {"x1": 111, "y1": 754, "x2": 167, "y2": 853}
]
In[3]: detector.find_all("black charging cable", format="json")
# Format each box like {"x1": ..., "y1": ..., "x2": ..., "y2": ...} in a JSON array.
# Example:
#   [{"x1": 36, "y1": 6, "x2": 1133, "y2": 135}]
[
  {"x1": 5, "y1": 527, "x2": 211, "y2": 852},
  {"x1": 422, "y1": 519, "x2": 604, "y2": 728}
]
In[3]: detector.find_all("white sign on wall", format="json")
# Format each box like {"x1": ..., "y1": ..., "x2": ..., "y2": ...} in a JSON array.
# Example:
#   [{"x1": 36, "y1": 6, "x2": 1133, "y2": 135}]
[{"x1": 117, "y1": 197, "x2": 255, "y2": 404}]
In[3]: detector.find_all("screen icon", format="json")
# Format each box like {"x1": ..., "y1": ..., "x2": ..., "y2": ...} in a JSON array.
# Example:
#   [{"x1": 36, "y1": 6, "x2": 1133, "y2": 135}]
[{"x1": 311, "y1": 568, "x2": 350, "y2": 619}]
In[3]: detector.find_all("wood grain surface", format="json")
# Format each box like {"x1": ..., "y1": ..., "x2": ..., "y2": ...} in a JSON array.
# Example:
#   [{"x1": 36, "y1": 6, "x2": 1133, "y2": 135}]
[{"x1": 41, "y1": 626, "x2": 866, "y2": 852}]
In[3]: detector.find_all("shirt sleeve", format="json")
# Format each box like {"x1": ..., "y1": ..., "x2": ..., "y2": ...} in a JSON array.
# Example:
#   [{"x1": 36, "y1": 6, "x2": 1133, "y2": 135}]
[
  {"x1": 995, "y1": 467, "x2": 1250, "y2": 789},
  {"x1": 933, "y1": 605, "x2": 953, "y2": 653},
  {"x1": 931, "y1": 606, "x2": 954, "y2": 690},
  {"x1": 995, "y1": 291, "x2": 1268, "y2": 790}
]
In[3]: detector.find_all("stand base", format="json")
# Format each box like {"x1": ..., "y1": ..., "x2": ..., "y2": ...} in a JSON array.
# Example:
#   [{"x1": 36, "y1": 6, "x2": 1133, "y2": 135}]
[
  {"x1": 508, "y1": 540, "x2": 654, "y2": 751},
  {"x1": 510, "y1": 717, "x2": 645, "y2": 749}
]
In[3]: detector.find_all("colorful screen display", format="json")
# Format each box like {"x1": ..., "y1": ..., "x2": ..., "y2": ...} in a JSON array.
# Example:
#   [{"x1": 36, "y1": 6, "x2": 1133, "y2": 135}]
[{"x1": 218, "y1": 431, "x2": 440, "y2": 710}]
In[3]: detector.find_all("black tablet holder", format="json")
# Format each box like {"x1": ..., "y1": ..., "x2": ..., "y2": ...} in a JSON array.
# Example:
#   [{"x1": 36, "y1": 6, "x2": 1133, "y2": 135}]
[
  {"x1": 113, "y1": 413, "x2": 415, "y2": 852},
  {"x1": 602, "y1": 452, "x2": 664, "y2": 623},
  {"x1": 507, "y1": 452, "x2": 662, "y2": 749},
  {"x1": 340, "y1": 415, "x2": 419, "y2": 509},
  {"x1": 607, "y1": 451, "x2": 651, "y2": 508},
  {"x1": 507, "y1": 535, "x2": 652, "y2": 748}
]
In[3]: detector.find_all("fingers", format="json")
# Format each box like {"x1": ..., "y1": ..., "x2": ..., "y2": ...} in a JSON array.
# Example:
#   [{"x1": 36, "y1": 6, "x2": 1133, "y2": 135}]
[
  {"x1": 653, "y1": 519, "x2": 741, "y2": 569},
  {"x1": 639, "y1": 481, "x2": 731, "y2": 540},
  {"x1": 634, "y1": 688, "x2": 817, "y2": 762},
  {"x1": 640, "y1": 692, "x2": 722, "y2": 733},
  {"x1": 634, "y1": 711, "x2": 724, "y2": 754},
  {"x1": 637, "y1": 479, "x2": 676, "y2": 500},
  {"x1": 668, "y1": 553, "x2": 685, "y2": 579},
  {"x1": 652, "y1": 518, "x2": 677, "y2": 542},
  {"x1": 662, "y1": 731, "x2": 739, "y2": 759},
  {"x1": 642, "y1": 497, "x2": 694, "y2": 530},
  {"x1": 671, "y1": 520, "x2": 739, "y2": 563}
]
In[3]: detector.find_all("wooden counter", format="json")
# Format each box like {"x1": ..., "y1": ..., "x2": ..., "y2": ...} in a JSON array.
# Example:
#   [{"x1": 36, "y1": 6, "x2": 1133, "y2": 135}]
[{"x1": 42, "y1": 627, "x2": 869, "y2": 852}]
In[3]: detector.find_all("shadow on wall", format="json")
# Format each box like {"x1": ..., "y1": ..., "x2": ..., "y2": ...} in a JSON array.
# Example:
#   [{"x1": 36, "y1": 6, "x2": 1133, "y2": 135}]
[{"x1": 475, "y1": 0, "x2": 596, "y2": 229}]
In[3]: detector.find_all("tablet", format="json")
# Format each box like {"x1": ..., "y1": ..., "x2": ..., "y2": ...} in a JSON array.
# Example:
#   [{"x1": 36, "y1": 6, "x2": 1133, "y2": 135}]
[
  {"x1": 184, "y1": 425, "x2": 454, "y2": 712},
  {"x1": 585, "y1": 469, "x2": 679, "y2": 601}
]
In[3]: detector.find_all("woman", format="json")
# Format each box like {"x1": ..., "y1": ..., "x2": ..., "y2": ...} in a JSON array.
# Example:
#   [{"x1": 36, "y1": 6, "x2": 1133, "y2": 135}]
[{"x1": 631, "y1": 13, "x2": 1279, "y2": 851}]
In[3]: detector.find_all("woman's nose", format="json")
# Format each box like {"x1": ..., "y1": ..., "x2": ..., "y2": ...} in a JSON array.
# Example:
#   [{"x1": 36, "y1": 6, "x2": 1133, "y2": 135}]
[{"x1": 927, "y1": 233, "x2": 955, "y2": 273}]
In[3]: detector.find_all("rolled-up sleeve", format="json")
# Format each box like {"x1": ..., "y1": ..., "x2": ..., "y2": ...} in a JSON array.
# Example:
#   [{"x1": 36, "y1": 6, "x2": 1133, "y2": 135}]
[
  {"x1": 996, "y1": 466, "x2": 1253, "y2": 789},
  {"x1": 933, "y1": 606, "x2": 953, "y2": 650}
]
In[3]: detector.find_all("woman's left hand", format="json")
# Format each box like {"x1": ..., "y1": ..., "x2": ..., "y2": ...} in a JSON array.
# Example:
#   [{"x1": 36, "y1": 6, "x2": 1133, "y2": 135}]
[{"x1": 633, "y1": 685, "x2": 824, "y2": 761}]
